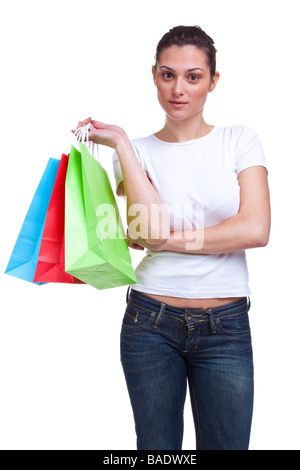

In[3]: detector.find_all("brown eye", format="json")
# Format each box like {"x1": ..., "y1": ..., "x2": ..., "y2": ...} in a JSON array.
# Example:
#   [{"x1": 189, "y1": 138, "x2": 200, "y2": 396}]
[
  {"x1": 162, "y1": 72, "x2": 173, "y2": 79},
  {"x1": 188, "y1": 74, "x2": 200, "y2": 81}
]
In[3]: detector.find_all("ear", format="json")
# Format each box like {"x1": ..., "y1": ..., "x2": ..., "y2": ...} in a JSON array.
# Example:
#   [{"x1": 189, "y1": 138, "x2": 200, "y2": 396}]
[
  {"x1": 152, "y1": 65, "x2": 157, "y2": 83},
  {"x1": 209, "y1": 71, "x2": 220, "y2": 93}
]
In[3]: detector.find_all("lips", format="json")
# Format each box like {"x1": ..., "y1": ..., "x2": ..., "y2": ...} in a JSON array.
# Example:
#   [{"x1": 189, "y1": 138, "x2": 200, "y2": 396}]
[{"x1": 169, "y1": 101, "x2": 188, "y2": 108}]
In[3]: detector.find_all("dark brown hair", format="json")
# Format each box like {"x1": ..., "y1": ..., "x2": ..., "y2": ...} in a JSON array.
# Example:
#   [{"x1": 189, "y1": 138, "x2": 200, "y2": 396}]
[{"x1": 155, "y1": 25, "x2": 217, "y2": 77}]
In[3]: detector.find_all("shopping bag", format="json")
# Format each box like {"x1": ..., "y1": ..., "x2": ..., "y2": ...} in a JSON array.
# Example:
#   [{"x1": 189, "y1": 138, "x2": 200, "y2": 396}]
[
  {"x1": 33, "y1": 154, "x2": 83, "y2": 284},
  {"x1": 5, "y1": 158, "x2": 60, "y2": 284},
  {"x1": 65, "y1": 142, "x2": 137, "y2": 289}
]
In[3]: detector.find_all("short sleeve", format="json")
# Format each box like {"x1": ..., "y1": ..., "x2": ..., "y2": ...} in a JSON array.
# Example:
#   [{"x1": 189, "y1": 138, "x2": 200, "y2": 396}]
[
  {"x1": 235, "y1": 126, "x2": 267, "y2": 174},
  {"x1": 112, "y1": 151, "x2": 123, "y2": 190}
]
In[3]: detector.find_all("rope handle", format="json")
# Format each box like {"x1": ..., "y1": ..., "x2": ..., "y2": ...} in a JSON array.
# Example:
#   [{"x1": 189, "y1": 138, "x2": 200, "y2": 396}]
[{"x1": 69, "y1": 123, "x2": 101, "y2": 162}]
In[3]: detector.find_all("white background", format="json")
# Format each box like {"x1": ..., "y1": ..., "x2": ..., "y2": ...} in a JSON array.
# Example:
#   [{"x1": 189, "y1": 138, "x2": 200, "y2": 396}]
[{"x1": 1, "y1": 0, "x2": 299, "y2": 450}]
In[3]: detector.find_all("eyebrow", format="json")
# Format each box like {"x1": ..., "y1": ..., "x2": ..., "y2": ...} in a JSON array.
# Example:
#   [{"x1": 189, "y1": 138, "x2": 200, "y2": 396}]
[{"x1": 159, "y1": 65, "x2": 205, "y2": 72}]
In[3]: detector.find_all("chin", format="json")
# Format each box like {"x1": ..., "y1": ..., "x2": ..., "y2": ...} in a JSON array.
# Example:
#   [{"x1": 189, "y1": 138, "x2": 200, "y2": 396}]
[{"x1": 166, "y1": 111, "x2": 192, "y2": 121}]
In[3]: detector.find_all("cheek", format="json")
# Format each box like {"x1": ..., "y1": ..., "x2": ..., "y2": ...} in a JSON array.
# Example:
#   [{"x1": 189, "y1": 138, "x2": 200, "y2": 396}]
[
  {"x1": 156, "y1": 81, "x2": 169, "y2": 98},
  {"x1": 155, "y1": 84, "x2": 171, "y2": 109},
  {"x1": 191, "y1": 85, "x2": 209, "y2": 101},
  {"x1": 156, "y1": 92, "x2": 168, "y2": 112}
]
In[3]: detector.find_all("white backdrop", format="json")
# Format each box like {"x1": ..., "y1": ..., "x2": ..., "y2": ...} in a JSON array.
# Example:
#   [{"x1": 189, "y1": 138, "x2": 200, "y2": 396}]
[{"x1": 1, "y1": 0, "x2": 299, "y2": 450}]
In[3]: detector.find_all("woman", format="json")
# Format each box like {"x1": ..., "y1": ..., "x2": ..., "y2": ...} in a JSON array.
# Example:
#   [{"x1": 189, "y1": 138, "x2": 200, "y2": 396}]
[{"x1": 76, "y1": 25, "x2": 270, "y2": 450}]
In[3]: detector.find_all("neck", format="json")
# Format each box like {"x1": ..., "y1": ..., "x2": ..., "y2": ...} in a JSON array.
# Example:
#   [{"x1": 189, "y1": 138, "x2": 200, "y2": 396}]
[{"x1": 155, "y1": 114, "x2": 213, "y2": 143}]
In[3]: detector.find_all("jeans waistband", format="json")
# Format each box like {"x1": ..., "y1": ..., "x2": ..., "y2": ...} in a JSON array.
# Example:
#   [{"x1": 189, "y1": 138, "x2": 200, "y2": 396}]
[{"x1": 127, "y1": 287, "x2": 249, "y2": 316}]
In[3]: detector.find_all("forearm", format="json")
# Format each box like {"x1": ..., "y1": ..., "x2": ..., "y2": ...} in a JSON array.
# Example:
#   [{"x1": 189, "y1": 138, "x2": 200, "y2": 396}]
[
  {"x1": 74, "y1": 118, "x2": 169, "y2": 242},
  {"x1": 160, "y1": 213, "x2": 270, "y2": 254},
  {"x1": 115, "y1": 137, "x2": 170, "y2": 242}
]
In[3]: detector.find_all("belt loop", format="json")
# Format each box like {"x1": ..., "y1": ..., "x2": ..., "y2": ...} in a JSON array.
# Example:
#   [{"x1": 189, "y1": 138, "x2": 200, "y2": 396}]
[
  {"x1": 126, "y1": 286, "x2": 131, "y2": 304},
  {"x1": 208, "y1": 309, "x2": 217, "y2": 334},
  {"x1": 247, "y1": 296, "x2": 251, "y2": 311},
  {"x1": 153, "y1": 303, "x2": 166, "y2": 328}
]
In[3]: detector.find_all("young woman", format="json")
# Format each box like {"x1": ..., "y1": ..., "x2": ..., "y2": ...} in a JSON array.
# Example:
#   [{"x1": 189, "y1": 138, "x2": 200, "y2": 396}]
[{"x1": 76, "y1": 25, "x2": 270, "y2": 450}]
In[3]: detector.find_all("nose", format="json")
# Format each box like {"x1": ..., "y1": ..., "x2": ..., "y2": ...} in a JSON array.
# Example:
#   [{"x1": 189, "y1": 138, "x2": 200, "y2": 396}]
[{"x1": 173, "y1": 78, "x2": 185, "y2": 97}]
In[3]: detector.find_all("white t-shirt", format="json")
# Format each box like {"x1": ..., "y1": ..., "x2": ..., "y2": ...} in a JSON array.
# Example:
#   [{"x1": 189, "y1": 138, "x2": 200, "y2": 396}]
[{"x1": 112, "y1": 125, "x2": 267, "y2": 298}]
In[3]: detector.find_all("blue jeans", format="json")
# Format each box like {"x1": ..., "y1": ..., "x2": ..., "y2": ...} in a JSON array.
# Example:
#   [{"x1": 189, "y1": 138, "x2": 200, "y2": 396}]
[{"x1": 120, "y1": 289, "x2": 254, "y2": 450}]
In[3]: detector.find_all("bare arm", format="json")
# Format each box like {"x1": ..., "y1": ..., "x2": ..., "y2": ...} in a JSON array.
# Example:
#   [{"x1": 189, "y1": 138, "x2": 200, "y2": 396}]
[
  {"x1": 115, "y1": 136, "x2": 169, "y2": 242},
  {"x1": 130, "y1": 166, "x2": 271, "y2": 254},
  {"x1": 75, "y1": 118, "x2": 169, "y2": 242}
]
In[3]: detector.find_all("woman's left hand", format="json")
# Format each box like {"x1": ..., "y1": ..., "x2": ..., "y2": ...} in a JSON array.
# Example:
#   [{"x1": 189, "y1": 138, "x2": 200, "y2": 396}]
[{"x1": 126, "y1": 231, "x2": 166, "y2": 252}]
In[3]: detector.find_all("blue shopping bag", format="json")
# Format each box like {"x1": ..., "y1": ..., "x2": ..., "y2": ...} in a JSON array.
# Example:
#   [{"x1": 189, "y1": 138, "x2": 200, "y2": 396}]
[{"x1": 5, "y1": 158, "x2": 60, "y2": 284}]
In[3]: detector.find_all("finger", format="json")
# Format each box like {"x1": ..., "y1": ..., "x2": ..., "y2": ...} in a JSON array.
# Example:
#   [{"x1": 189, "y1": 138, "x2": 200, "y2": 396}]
[
  {"x1": 81, "y1": 116, "x2": 92, "y2": 125},
  {"x1": 127, "y1": 235, "x2": 145, "y2": 250},
  {"x1": 129, "y1": 243, "x2": 144, "y2": 250},
  {"x1": 75, "y1": 117, "x2": 92, "y2": 131},
  {"x1": 91, "y1": 120, "x2": 107, "y2": 129}
]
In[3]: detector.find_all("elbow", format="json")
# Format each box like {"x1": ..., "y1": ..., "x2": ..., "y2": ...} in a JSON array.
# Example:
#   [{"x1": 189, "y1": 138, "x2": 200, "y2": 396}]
[
  {"x1": 256, "y1": 233, "x2": 269, "y2": 248},
  {"x1": 116, "y1": 181, "x2": 125, "y2": 197},
  {"x1": 240, "y1": 211, "x2": 270, "y2": 249},
  {"x1": 251, "y1": 223, "x2": 270, "y2": 248}
]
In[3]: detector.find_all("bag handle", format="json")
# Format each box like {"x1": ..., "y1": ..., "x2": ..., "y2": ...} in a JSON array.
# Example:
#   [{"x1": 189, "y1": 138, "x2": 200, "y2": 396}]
[{"x1": 69, "y1": 123, "x2": 101, "y2": 162}]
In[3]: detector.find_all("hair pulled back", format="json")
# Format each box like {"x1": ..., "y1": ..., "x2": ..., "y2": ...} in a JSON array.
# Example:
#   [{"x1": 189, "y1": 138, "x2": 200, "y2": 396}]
[{"x1": 155, "y1": 25, "x2": 217, "y2": 77}]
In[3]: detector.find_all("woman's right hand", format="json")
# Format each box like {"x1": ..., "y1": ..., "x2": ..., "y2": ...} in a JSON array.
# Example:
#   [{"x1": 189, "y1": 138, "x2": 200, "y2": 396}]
[{"x1": 72, "y1": 117, "x2": 128, "y2": 150}]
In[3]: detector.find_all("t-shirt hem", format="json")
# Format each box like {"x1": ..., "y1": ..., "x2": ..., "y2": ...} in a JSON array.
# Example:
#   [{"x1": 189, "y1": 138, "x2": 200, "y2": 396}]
[
  {"x1": 237, "y1": 162, "x2": 268, "y2": 175},
  {"x1": 130, "y1": 284, "x2": 251, "y2": 299}
]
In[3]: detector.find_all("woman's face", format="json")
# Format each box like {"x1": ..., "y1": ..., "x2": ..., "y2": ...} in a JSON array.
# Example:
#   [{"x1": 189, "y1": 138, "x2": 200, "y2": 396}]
[{"x1": 152, "y1": 45, "x2": 219, "y2": 122}]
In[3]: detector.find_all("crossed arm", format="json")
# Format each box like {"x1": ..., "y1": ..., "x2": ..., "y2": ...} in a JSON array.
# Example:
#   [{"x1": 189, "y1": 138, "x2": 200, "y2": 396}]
[{"x1": 123, "y1": 165, "x2": 271, "y2": 255}]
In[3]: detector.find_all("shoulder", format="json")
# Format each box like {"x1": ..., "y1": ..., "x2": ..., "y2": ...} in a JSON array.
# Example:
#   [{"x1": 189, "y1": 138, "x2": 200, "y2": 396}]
[
  {"x1": 130, "y1": 135, "x2": 156, "y2": 150},
  {"x1": 217, "y1": 125, "x2": 264, "y2": 159},
  {"x1": 129, "y1": 135, "x2": 160, "y2": 164},
  {"x1": 112, "y1": 135, "x2": 154, "y2": 162},
  {"x1": 219, "y1": 125, "x2": 266, "y2": 173},
  {"x1": 217, "y1": 125, "x2": 260, "y2": 143}
]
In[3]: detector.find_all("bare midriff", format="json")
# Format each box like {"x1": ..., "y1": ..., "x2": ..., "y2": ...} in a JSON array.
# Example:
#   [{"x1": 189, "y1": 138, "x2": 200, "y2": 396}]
[{"x1": 143, "y1": 293, "x2": 244, "y2": 309}]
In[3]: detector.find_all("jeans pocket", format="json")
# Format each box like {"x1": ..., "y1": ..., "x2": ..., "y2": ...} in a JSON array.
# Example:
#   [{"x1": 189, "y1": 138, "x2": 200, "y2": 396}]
[
  {"x1": 122, "y1": 303, "x2": 156, "y2": 330},
  {"x1": 215, "y1": 310, "x2": 251, "y2": 336}
]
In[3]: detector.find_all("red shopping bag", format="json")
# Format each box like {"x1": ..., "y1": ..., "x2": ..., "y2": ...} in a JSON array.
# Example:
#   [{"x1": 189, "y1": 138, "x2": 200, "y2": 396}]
[{"x1": 34, "y1": 154, "x2": 83, "y2": 284}]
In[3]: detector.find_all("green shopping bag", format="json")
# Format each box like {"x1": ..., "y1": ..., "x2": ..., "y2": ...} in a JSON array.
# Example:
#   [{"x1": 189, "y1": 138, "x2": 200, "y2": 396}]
[{"x1": 65, "y1": 142, "x2": 136, "y2": 289}]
